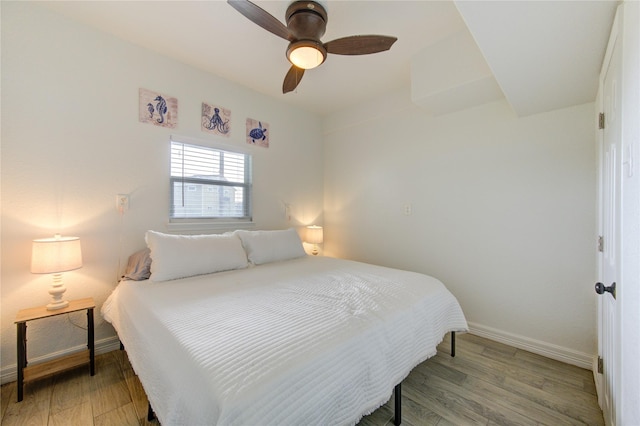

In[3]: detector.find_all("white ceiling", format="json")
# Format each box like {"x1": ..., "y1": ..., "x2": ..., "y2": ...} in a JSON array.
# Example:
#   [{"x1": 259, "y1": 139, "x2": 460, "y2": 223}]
[
  {"x1": 39, "y1": 0, "x2": 618, "y2": 117},
  {"x1": 456, "y1": 0, "x2": 618, "y2": 117}
]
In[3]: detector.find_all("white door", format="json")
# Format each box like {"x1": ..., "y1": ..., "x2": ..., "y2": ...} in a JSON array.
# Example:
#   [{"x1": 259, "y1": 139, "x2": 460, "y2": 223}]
[{"x1": 598, "y1": 15, "x2": 622, "y2": 426}]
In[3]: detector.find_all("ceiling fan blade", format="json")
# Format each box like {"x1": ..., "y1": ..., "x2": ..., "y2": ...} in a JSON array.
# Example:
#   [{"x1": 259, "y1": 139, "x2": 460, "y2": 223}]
[
  {"x1": 324, "y1": 35, "x2": 398, "y2": 55},
  {"x1": 283, "y1": 65, "x2": 305, "y2": 94},
  {"x1": 227, "y1": 0, "x2": 291, "y2": 41}
]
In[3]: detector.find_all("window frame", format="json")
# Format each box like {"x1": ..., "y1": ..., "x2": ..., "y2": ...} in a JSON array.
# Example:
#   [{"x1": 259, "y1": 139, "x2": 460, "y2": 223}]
[{"x1": 169, "y1": 136, "x2": 253, "y2": 225}]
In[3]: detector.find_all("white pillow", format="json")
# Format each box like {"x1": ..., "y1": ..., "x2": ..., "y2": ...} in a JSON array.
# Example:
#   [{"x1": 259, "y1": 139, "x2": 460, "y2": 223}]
[
  {"x1": 235, "y1": 228, "x2": 306, "y2": 265},
  {"x1": 145, "y1": 231, "x2": 248, "y2": 281}
]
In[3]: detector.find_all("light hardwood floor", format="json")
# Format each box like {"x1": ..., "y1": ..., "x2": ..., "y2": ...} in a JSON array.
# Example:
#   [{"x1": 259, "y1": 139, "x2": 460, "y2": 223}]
[{"x1": 0, "y1": 333, "x2": 603, "y2": 425}]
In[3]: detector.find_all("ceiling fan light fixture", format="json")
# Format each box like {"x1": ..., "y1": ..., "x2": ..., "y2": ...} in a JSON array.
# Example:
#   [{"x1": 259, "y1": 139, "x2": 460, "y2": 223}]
[{"x1": 287, "y1": 41, "x2": 326, "y2": 69}]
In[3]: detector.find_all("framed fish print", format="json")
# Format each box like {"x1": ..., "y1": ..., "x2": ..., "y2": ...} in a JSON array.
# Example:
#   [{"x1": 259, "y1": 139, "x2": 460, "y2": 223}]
[
  {"x1": 139, "y1": 88, "x2": 178, "y2": 128},
  {"x1": 246, "y1": 118, "x2": 269, "y2": 148}
]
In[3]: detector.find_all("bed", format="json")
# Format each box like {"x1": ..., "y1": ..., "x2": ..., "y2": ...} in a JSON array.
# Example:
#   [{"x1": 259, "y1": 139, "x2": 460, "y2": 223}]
[{"x1": 102, "y1": 229, "x2": 467, "y2": 425}]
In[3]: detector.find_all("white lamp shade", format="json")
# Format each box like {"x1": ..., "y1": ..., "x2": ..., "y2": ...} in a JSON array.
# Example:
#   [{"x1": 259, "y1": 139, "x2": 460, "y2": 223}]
[
  {"x1": 289, "y1": 46, "x2": 324, "y2": 69},
  {"x1": 31, "y1": 235, "x2": 82, "y2": 274},
  {"x1": 306, "y1": 226, "x2": 324, "y2": 244}
]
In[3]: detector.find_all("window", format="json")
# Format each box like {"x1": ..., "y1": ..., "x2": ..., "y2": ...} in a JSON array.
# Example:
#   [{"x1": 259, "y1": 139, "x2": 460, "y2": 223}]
[{"x1": 170, "y1": 140, "x2": 252, "y2": 220}]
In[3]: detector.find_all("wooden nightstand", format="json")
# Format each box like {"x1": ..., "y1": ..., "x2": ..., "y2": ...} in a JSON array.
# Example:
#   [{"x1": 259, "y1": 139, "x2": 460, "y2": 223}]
[{"x1": 14, "y1": 297, "x2": 95, "y2": 402}]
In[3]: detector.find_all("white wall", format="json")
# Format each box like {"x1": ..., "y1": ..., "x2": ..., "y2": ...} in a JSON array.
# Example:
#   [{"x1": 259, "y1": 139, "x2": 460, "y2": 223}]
[
  {"x1": 323, "y1": 91, "x2": 598, "y2": 365},
  {"x1": 0, "y1": 2, "x2": 323, "y2": 380}
]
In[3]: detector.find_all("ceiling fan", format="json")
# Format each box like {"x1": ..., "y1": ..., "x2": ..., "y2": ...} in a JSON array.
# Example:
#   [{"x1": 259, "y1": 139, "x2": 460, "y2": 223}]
[{"x1": 227, "y1": 0, "x2": 398, "y2": 94}]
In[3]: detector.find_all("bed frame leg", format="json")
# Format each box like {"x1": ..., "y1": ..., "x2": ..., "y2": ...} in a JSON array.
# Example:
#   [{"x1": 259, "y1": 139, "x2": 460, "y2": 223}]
[
  {"x1": 451, "y1": 331, "x2": 456, "y2": 357},
  {"x1": 394, "y1": 383, "x2": 402, "y2": 425},
  {"x1": 147, "y1": 403, "x2": 155, "y2": 421}
]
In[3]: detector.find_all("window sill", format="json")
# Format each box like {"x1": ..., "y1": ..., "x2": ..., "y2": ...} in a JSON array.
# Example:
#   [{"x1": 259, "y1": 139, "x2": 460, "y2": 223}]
[{"x1": 165, "y1": 220, "x2": 255, "y2": 233}]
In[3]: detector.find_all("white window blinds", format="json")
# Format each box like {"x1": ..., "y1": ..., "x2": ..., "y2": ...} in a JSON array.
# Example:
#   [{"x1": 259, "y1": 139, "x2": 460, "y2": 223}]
[{"x1": 170, "y1": 141, "x2": 252, "y2": 219}]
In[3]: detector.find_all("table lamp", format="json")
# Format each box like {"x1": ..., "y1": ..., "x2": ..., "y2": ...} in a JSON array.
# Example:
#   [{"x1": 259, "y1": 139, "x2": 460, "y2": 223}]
[
  {"x1": 31, "y1": 234, "x2": 82, "y2": 310},
  {"x1": 306, "y1": 225, "x2": 323, "y2": 256}
]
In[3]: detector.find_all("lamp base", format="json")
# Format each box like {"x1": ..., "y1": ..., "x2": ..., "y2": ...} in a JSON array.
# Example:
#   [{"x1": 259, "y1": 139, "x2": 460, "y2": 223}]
[
  {"x1": 47, "y1": 273, "x2": 69, "y2": 310},
  {"x1": 46, "y1": 300, "x2": 69, "y2": 311}
]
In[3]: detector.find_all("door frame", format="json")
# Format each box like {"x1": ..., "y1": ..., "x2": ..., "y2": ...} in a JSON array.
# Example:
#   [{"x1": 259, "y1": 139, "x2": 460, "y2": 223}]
[{"x1": 595, "y1": 5, "x2": 621, "y2": 426}]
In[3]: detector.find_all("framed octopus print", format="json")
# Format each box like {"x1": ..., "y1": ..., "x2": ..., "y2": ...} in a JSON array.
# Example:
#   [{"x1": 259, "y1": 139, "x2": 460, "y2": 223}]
[
  {"x1": 246, "y1": 118, "x2": 269, "y2": 148},
  {"x1": 139, "y1": 88, "x2": 178, "y2": 128},
  {"x1": 201, "y1": 102, "x2": 231, "y2": 137}
]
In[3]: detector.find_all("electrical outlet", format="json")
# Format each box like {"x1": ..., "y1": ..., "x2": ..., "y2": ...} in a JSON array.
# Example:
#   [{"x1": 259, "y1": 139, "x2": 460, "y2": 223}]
[
  {"x1": 403, "y1": 204, "x2": 412, "y2": 216},
  {"x1": 117, "y1": 194, "x2": 129, "y2": 213},
  {"x1": 284, "y1": 203, "x2": 291, "y2": 221}
]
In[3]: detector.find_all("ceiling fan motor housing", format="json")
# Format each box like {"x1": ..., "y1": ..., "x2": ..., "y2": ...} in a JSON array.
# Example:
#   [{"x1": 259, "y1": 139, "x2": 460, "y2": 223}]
[{"x1": 286, "y1": 1, "x2": 327, "y2": 40}]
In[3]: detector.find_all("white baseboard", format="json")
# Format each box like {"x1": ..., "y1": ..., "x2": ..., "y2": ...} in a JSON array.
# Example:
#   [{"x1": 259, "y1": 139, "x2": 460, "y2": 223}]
[
  {"x1": 467, "y1": 321, "x2": 596, "y2": 370},
  {"x1": 0, "y1": 336, "x2": 121, "y2": 385}
]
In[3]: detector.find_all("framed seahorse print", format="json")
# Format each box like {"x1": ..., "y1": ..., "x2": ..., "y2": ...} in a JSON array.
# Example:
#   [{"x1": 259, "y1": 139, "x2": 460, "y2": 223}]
[
  {"x1": 139, "y1": 88, "x2": 178, "y2": 128},
  {"x1": 201, "y1": 102, "x2": 231, "y2": 137}
]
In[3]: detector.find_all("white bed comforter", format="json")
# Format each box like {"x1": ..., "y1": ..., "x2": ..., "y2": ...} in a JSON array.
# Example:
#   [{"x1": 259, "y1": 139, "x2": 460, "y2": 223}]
[{"x1": 102, "y1": 256, "x2": 467, "y2": 426}]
